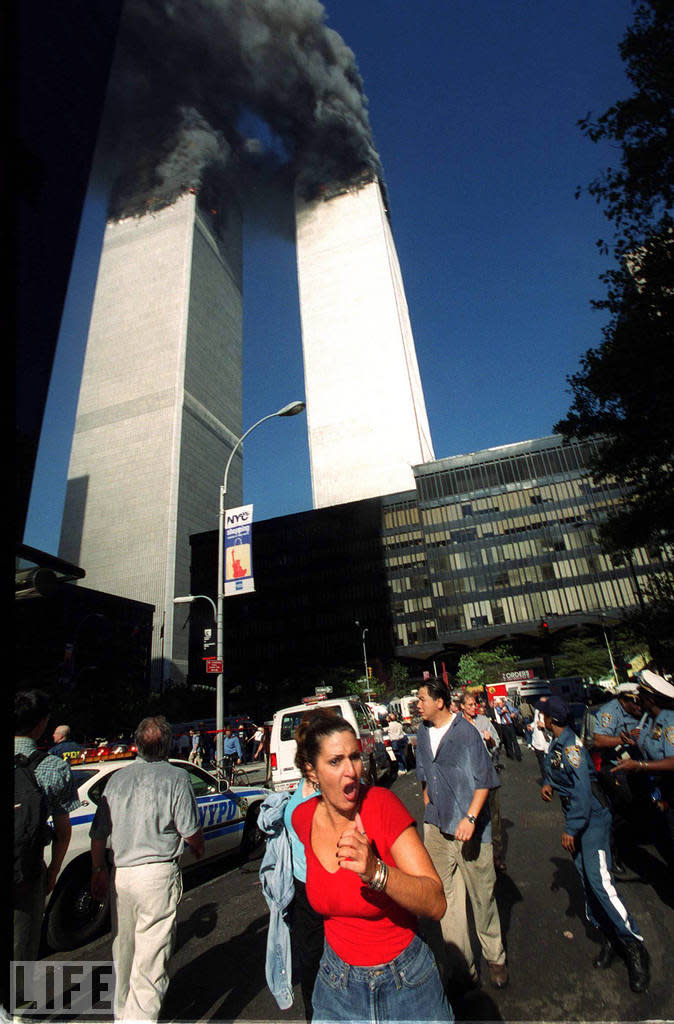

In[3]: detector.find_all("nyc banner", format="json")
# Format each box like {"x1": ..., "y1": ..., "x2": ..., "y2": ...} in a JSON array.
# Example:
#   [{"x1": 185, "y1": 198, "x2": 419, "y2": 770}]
[{"x1": 224, "y1": 504, "x2": 255, "y2": 596}]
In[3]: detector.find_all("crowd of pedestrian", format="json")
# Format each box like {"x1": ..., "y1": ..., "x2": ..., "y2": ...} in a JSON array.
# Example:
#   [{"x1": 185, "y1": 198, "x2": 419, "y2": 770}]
[
  {"x1": 259, "y1": 669, "x2": 673, "y2": 1023},
  {"x1": 13, "y1": 664, "x2": 673, "y2": 1022}
]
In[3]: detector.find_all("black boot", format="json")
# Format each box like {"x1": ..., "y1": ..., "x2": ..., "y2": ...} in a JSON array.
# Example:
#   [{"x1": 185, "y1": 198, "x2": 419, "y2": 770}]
[
  {"x1": 592, "y1": 937, "x2": 615, "y2": 969},
  {"x1": 621, "y1": 940, "x2": 650, "y2": 993}
]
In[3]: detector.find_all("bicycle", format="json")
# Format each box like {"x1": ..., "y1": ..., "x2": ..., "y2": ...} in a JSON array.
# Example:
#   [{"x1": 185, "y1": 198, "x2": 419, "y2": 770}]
[{"x1": 210, "y1": 755, "x2": 249, "y2": 787}]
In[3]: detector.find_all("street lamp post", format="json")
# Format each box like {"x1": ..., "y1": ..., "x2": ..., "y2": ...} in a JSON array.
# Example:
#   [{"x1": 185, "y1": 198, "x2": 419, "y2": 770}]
[
  {"x1": 355, "y1": 621, "x2": 370, "y2": 702},
  {"x1": 174, "y1": 594, "x2": 217, "y2": 619},
  {"x1": 215, "y1": 401, "x2": 305, "y2": 763}
]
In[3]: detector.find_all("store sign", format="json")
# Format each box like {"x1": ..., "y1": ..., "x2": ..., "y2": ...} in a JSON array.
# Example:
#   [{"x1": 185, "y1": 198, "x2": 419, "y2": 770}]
[{"x1": 498, "y1": 670, "x2": 534, "y2": 683}]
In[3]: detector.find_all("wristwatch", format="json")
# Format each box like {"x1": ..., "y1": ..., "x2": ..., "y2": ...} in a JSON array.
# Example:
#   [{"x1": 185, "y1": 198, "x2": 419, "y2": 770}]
[{"x1": 465, "y1": 813, "x2": 477, "y2": 825}]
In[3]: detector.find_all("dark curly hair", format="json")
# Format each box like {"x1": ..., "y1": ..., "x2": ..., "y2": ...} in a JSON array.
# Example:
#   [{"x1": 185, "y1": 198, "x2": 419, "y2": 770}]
[{"x1": 294, "y1": 708, "x2": 356, "y2": 774}]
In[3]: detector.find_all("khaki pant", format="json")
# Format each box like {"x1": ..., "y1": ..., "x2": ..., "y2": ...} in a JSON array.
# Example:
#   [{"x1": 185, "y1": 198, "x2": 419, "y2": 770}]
[
  {"x1": 111, "y1": 861, "x2": 182, "y2": 1021},
  {"x1": 424, "y1": 823, "x2": 506, "y2": 982}
]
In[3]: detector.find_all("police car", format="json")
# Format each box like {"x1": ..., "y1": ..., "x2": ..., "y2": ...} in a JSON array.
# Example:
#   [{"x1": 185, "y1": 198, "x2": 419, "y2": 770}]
[{"x1": 43, "y1": 751, "x2": 270, "y2": 952}]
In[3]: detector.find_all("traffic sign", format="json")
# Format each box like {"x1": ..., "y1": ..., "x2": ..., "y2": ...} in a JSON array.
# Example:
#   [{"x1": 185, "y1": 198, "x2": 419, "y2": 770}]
[
  {"x1": 205, "y1": 658, "x2": 223, "y2": 674},
  {"x1": 315, "y1": 685, "x2": 333, "y2": 695}
]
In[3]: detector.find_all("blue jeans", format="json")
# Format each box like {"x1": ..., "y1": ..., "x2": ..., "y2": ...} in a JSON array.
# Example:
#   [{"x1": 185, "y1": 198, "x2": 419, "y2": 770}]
[
  {"x1": 312, "y1": 932, "x2": 453, "y2": 1024},
  {"x1": 392, "y1": 739, "x2": 408, "y2": 771}
]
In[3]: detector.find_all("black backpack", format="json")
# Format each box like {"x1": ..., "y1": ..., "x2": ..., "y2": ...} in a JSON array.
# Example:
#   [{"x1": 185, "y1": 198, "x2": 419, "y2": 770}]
[{"x1": 14, "y1": 750, "x2": 51, "y2": 885}]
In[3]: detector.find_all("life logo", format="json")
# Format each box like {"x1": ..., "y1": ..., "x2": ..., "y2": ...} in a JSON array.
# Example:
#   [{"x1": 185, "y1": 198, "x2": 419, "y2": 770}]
[{"x1": 198, "y1": 797, "x2": 238, "y2": 828}]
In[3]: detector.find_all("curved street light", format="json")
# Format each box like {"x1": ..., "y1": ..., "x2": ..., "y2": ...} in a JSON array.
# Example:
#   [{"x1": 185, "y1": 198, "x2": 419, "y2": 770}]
[
  {"x1": 215, "y1": 401, "x2": 305, "y2": 761},
  {"x1": 355, "y1": 620, "x2": 371, "y2": 702}
]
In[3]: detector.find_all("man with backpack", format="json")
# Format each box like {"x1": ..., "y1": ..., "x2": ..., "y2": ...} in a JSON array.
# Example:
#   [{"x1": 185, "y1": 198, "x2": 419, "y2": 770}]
[{"x1": 14, "y1": 690, "x2": 81, "y2": 963}]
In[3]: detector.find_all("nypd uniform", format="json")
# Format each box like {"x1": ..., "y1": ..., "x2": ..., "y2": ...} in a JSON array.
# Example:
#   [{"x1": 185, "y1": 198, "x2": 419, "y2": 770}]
[
  {"x1": 636, "y1": 700, "x2": 674, "y2": 865},
  {"x1": 594, "y1": 698, "x2": 641, "y2": 762},
  {"x1": 544, "y1": 725, "x2": 643, "y2": 944},
  {"x1": 638, "y1": 706, "x2": 674, "y2": 762}
]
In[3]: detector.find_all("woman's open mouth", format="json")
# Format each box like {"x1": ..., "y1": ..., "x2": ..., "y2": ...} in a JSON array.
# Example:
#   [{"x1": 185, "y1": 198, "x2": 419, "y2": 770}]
[{"x1": 343, "y1": 780, "x2": 358, "y2": 801}]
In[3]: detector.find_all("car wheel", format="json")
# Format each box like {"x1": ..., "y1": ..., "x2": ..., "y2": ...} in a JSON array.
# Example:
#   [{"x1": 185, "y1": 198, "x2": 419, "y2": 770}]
[
  {"x1": 240, "y1": 802, "x2": 265, "y2": 861},
  {"x1": 44, "y1": 856, "x2": 110, "y2": 952}
]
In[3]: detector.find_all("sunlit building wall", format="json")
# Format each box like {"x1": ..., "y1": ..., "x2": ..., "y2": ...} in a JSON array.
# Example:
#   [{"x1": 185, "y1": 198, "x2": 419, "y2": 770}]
[
  {"x1": 387, "y1": 435, "x2": 657, "y2": 654},
  {"x1": 59, "y1": 193, "x2": 243, "y2": 686}
]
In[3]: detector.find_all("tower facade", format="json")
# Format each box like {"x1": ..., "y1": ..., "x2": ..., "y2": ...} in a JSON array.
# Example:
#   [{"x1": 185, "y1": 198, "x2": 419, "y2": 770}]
[
  {"x1": 59, "y1": 192, "x2": 243, "y2": 685},
  {"x1": 295, "y1": 179, "x2": 434, "y2": 508}
]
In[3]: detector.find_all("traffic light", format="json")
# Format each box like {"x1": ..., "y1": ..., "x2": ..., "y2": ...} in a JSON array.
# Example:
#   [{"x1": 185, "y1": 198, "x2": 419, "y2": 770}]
[{"x1": 539, "y1": 619, "x2": 550, "y2": 637}]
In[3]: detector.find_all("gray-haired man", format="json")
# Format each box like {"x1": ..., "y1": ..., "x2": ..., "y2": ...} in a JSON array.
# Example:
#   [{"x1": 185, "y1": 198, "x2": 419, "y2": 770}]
[{"x1": 90, "y1": 716, "x2": 204, "y2": 1021}]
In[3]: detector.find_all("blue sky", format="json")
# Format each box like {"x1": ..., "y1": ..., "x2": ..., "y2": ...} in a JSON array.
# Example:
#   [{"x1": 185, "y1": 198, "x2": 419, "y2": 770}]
[{"x1": 24, "y1": 0, "x2": 633, "y2": 552}]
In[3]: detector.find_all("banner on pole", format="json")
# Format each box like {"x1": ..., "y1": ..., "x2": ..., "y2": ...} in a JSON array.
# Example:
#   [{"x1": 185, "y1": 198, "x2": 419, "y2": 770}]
[{"x1": 224, "y1": 504, "x2": 255, "y2": 596}]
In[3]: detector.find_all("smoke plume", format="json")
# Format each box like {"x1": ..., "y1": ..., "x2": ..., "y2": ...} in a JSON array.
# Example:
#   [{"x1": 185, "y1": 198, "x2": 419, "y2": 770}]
[{"x1": 97, "y1": 0, "x2": 382, "y2": 220}]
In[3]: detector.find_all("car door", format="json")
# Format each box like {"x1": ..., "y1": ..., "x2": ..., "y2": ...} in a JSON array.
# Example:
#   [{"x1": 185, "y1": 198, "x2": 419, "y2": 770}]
[{"x1": 176, "y1": 762, "x2": 245, "y2": 862}]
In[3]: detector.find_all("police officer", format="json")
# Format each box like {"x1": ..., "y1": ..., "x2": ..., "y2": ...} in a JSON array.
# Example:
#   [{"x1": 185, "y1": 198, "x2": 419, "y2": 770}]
[
  {"x1": 591, "y1": 681, "x2": 643, "y2": 872},
  {"x1": 540, "y1": 696, "x2": 650, "y2": 993},
  {"x1": 611, "y1": 669, "x2": 674, "y2": 869},
  {"x1": 592, "y1": 682, "x2": 643, "y2": 758}
]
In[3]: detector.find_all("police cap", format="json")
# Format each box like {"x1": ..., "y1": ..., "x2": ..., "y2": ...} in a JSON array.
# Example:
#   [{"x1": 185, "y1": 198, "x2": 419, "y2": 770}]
[
  {"x1": 539, "y1": 695, "x2": 569, "y2": 726},
  {"x1": 638, "y1": 669, "x2": 674, "y2": 700}
]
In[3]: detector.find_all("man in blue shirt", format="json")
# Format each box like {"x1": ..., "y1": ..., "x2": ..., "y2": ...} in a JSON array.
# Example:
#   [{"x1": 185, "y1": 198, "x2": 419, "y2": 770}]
[
  {"x1": 493, "y1": 696, "x2": 522, "y2": 761},
  {"x1": 591, "y1": 681, "x2": 643, "y2": 872},
  {"x1": 609, "y1": 669, "x2": 674, "y2": 869},
  {"x1": 416, "y1": 679, "x2": 508, "y2": 993},
  {"x1": 540, "y1": 696, "x2": 649, "y2": 993},
  {"x1": 592, "y1": 682, "x2": 643, "y2": 763},
  {"x1": 49, "y1": 724, "x2": 83, "y2": 761},
  {"x1": 222, "y1": 726, "x2": 243, "y2": 762}
]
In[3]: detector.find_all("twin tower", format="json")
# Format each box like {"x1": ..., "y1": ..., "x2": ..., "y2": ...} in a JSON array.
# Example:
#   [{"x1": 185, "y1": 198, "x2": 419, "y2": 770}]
[{"x1": 59, "y1": 179, "x2": 435, "y2": 683}]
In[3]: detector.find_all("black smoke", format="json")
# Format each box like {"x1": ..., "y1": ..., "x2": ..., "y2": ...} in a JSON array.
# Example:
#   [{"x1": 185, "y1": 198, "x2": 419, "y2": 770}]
[{"x1": 96, "y1": 0, "x2": 382, "y2": 220}]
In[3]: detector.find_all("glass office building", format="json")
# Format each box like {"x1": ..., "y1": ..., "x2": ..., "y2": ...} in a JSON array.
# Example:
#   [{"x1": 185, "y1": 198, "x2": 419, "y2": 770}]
[
  {"x1": 188, "y1": 434, "x2": 666, "y2": 693},
  {"x1": 385, "y1": 434, "x2": 662, "y2": 655}
]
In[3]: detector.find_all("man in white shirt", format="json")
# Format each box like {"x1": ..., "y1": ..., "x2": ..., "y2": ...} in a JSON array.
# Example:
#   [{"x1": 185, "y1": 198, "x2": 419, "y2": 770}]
[
  {"x1": 386, "y1": 714, "x2": 408, "y2": 773},
  {"x1": 531, "y1": 697, "x2": 551, "y2": 778}
]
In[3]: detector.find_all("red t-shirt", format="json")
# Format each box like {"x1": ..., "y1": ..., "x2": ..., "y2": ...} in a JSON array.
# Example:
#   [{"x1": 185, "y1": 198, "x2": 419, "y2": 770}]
[{"x1": 292, "y1": 785, "x2": 417, "y2": 965}]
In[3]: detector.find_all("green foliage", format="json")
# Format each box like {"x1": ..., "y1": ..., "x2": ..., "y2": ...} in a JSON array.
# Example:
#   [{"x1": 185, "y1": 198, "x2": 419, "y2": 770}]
[
  {"x1": 455, "y1": 645, "x2": 518, "y2": 687},
  {"x1": 576, "y1": 0, "x2": 673, "y2": 257},
  {"x1": 556, "y1": 0, "x2": 674, "y2": 555},
  {"x1": 553, "y1": 626, "x2": 650, "y2": 681},
  {"x1": 388, "y1": 661, "x2": 410, "y2": 696},
  {"x1": 624, "y1": 568, "x2": 674, "y2": 671},
  {"x1": 553, "y1": 635, "x2": 613, "y2": 681}
]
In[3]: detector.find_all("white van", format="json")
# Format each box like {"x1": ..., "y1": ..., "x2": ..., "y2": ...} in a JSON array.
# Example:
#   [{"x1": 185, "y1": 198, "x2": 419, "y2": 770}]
[
  {"x1": 388, "y1": 695, "x2": 420, "y2": 722},
  {"x1": 269, "y1": 696, "x2": 391, "y2": 792}
]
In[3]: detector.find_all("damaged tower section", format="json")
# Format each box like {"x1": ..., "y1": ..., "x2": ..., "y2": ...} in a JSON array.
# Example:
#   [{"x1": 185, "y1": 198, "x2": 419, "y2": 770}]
[
  {"x1": 296, "y1": 178, "x2": 435, "y2": 509},
  {"x1": 59, "y1": 192, "x2": 243, "y2": 686}
]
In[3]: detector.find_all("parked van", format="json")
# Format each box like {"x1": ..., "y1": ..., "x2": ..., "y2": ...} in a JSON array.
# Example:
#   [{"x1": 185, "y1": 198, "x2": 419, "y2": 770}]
[
  {"x1": 510, "y1": 680, "x2": 551, "y2": 705},
  {"x1": 269, "y1": 696, "x2": 391, "y2": 792},
  {"x1": 388, "y1": 695, "x2": 420, "y2": 722}
]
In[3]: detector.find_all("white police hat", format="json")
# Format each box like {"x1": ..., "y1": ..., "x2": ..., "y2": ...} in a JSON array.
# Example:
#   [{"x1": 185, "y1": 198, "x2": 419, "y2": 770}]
[
  {"x1": 638, "y1": 669, "x2": 674, "y2": 700},
  {"x1": 616, "y1": 682, "x2": 640, "y2": 696}
]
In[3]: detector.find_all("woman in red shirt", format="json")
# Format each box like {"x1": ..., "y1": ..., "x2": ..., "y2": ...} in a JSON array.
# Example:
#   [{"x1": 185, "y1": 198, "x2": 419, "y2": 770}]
[{"x1": 292, "y1": 712, "x2": 452, "y2": 1023}]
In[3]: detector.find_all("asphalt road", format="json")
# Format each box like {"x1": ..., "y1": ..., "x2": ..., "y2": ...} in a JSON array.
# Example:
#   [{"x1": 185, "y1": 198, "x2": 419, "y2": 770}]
[{"x1": 44, "y1": 746, "x2": 674, "y2": 1023}]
